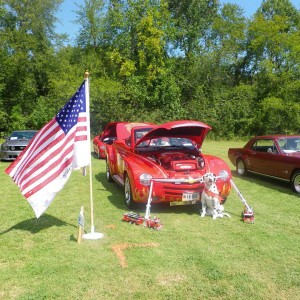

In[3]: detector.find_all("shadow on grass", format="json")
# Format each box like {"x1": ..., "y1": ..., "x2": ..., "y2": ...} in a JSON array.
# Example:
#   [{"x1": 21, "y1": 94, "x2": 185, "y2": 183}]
[
  {"x1": 230, "y1": 169, "x2": 296, "y2": 196},
  {"x1": 95, "y1": 171, "x2": 202, "y2": 216},
  {"x1": 0, "y1": 214, "x2": 76, "y2": 235}
]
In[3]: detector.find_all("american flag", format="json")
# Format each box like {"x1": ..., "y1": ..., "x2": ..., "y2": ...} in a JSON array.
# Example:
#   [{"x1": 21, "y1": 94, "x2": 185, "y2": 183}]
[{"x1": 5, "y1": 81, "x2": 90, "y2": 218}]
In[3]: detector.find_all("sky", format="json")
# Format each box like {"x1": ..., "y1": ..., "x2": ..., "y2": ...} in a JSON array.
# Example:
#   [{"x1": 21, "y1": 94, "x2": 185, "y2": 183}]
[{"x1": 55, "y1": 0, "x2": 300, "y2": 44}]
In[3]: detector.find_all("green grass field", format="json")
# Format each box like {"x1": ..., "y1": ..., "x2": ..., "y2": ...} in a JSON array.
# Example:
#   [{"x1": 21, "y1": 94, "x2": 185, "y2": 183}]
[{"x1": 1, "y1": 141, "x2": 299, "y2": 300}]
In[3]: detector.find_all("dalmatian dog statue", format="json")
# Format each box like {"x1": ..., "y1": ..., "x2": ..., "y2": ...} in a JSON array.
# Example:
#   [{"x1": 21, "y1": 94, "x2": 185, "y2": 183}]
[{"x1": 200, "y1": 173, "x2": 230, "y2": 219}]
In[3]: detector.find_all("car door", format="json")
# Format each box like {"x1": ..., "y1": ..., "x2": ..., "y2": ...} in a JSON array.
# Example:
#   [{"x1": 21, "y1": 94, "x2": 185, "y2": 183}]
[{"x1": 250, "y1": 138, "x2": 279, "y2": 176}]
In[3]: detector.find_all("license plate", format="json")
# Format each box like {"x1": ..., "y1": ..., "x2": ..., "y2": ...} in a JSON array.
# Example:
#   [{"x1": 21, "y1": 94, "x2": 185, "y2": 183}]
[{"x1": 182, "y1": 192, "x2": 200, "y2": 201}]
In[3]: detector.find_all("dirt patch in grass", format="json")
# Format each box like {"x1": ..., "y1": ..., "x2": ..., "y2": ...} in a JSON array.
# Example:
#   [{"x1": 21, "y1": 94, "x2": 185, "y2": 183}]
[{"x1": 112, "y1": 243, "x2": 160, "y2": 267}]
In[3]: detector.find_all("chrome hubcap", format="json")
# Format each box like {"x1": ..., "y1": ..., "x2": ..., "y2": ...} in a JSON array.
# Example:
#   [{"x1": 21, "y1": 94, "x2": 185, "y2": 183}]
[
  {"x1": 124, "y1": 178, "x2": 131, "y2": 205},
  {"x1": 237, "y1": 161, "x2": 245, "y2": 175},
  {"x1": 106, "y1": 162, "x2": 110, "y2": 179},
  {"x1": 294, "y1": 174, "x2": 300, "y2": 193}
]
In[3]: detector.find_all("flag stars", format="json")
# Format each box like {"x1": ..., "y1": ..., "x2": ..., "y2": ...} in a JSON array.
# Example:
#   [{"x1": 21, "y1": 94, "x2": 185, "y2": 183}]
[{"x1": 55, "y1": 83, "x2": 86, "y2": 135}]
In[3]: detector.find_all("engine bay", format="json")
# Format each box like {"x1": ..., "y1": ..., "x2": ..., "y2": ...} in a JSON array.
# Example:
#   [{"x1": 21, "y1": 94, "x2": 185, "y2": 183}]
[{"x1": 147, "y1": 151, "x2": 205, "y2": 171}]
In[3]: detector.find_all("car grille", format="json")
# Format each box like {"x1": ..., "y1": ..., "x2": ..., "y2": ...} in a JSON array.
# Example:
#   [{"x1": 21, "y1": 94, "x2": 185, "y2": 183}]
[
  {"x1": 153, "y1": 181, "x2": 203, "y2": 200},
  {"x1": 9, "y1": 146, "x2": 26, "y2": 151}
]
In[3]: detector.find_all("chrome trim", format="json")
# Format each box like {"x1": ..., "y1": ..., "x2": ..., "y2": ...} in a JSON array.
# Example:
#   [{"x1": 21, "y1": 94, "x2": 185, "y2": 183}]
[{"x1": 247, "y1": 170, "x2": 290, "y2": 182}]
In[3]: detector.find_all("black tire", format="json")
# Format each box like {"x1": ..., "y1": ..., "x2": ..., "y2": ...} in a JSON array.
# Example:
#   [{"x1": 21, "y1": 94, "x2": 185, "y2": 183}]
[
  {"x1": 106, "y1": 159, "x2": 113, "y2": 182},
  {"x1": 124, "y1": 174, "x2": 135, "y2": 209},
  {"x1": 96, "y1": 149, "x2": 101, "y2": 159},
  {"x1": 236, "y1": 158, "x2": 247, "y2": 177},
  {"x1": 291, "y1": 171, "x2": 300, "y2": 194}
]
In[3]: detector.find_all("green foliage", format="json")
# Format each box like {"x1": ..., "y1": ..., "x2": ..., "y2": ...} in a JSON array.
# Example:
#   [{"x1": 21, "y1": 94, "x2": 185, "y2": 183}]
[
  {"x1": 1, "y1": 0, "x2": 300, "y2": 137},
  {"x1": 255, "y1": 97, "x2": 300, "y2": 134},
  {"x1": 75, "y1": 0, "x2": 106, "y2": 48}
]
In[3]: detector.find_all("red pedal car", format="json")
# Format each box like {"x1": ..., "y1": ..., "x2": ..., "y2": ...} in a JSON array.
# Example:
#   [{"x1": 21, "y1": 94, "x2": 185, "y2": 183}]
[{"x1": 106, "y1": 120, "x2": 232, "y2": 208}]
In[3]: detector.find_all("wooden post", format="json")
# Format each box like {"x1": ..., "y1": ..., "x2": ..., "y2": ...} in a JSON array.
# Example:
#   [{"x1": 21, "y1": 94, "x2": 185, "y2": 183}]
[{"x1": 77, "y1": 206, "x2": 84, "y2": 244}]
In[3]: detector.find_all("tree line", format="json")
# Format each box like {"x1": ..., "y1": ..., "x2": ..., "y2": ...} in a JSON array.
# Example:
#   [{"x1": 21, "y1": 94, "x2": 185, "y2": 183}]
[{"x1": 1, "y1": 0, "x2": 299, "y2": 138}]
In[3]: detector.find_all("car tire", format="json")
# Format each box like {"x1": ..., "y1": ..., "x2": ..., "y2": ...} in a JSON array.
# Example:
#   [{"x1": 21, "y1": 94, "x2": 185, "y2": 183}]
[
  {"x1": 291, "y1": 171, "x2": 300, "y2": 194},
  {"x1": 124, "y1": 174, "x2": 135, "y2": 209},
  {"x1": 106, "y1": 159, "x2": 113, "y2": 182},
  {"x1": 236, "y1": 159, "x2": 247, "y2": 176}
]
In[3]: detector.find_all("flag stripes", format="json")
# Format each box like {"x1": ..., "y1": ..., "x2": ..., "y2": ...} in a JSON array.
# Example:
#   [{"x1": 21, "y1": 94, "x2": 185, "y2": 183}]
[{"x1": 5, "y1": 81, "x2": 90, "y2": 218}]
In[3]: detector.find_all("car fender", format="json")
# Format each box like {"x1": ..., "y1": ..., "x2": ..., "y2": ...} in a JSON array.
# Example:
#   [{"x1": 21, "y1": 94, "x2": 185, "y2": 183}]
[
  {"x1": 106, "y1": 144, "x2": 118, "y2": 175},
  {"x1": 203, "y1": 154, "x2": 232, "y2": 198},
  {"x1": 123, "y1": 154, "x2": 167, "y2": 202}
]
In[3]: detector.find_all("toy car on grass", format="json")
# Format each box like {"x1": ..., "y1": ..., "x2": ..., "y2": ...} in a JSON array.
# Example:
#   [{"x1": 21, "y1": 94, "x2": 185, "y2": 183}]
[
  {"x1": 228, "y1": 135, "x2": 300, "y2": 193},
  {"x1": 122, "y1": 212, "x2": 162, "y2": 230},
  {"x1": 106, "y1": 120, "x2": 232, "y2": 209}
]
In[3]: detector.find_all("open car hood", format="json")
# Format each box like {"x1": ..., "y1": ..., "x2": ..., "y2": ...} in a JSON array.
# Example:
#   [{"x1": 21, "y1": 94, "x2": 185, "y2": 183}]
[{"x1": 135, "y1": 120, "x2": 212, "y2": 149}]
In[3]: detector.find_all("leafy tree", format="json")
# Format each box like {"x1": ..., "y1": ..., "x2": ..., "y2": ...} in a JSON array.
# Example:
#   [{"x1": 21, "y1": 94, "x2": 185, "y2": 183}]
[
  {"x1": 0, "y1": 0, "x2": 63, "y2": 131},
  {"x1": 1, "y1": 0, "x2": 300, "y2": 138},
  {"x1": 248, "y1": 0, "x2": 300, "y2": 97},
  {"x1": 255, "y1": 97, "x2": 300, "y2": 134},
  {"x1": 75, "y1": 0, "x2": 106, "y2": 48},
  {"x1": 209, "y1": 3, "x2": 248, "y2": 85},
  {"x1": 167, "y1": 0, "x2": 219, "y2": 57}
]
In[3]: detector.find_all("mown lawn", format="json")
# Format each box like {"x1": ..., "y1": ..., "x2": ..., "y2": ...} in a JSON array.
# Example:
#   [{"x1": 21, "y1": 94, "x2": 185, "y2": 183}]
[{"x1": 0, "y1": 140, "x2": 299, "y2": 300}]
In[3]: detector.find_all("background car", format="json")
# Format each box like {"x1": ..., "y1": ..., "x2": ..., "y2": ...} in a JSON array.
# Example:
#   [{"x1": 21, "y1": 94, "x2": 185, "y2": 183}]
[
  {"x1": 0, "y1": 130, "x2": 37, "y2": 161},
  {"x1": 228, "y1": 135, "x2": 300, "y2": 193},
  {"x1": 93, "y1": 122, "x2": 123, "y2": 159},
  {"x1": 106, "y1": 120, "x2": 232, "y2": 208}
]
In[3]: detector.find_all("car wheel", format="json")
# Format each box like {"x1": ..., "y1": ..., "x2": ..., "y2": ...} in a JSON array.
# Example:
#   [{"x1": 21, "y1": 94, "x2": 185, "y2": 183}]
[
  {"x1": 291, "y1": 171, "x2": 300, "y2": 194},
  {"x1": 106, "y1": 159, "x2": 113, "y2": 182},
  {"x1": 124, "y1": 175, "x2": 135, "y2": 209},
  {"x1": 236, "y1": 159, "x2": 247, "y2": 176}
]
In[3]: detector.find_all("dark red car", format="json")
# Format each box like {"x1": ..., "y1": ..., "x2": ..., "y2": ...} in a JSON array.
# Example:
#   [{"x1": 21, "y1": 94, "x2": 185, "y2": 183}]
[{"x1": 228, "y1": 135, "x2": 300, "y2": 193}]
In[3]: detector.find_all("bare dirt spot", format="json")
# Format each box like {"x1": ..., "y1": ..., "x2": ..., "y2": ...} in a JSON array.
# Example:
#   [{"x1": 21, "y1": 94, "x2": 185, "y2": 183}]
[{"x1": 112, "y1": 242, "x2": 160, "y2": 267}]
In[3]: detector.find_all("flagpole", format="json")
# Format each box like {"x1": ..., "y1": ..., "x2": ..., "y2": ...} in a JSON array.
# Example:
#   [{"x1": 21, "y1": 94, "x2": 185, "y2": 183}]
[{"x1": 82, "y1": 71, "x2": 104, "y2": 240}]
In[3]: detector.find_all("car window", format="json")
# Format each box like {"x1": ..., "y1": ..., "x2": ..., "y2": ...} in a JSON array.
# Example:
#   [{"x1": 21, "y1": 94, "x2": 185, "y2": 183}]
[
  {"x1": 134, "y1": 128, "x2": 153, "y2": 145},
  {"x1": 10, "y1": 131, "x2": 36, "y2": 140},
  {"x1": 137, "y1": 137, "x2": 195, "y2": 149},
  {"x1": 279, "y1": 137, "x2": 300, "y2": 153},
  {"x1": 135, "y1": 130, "x2": 148, "y2": 144},
  {"x1": 252, "y1": 139, "x2": 277, "y2": 154}
]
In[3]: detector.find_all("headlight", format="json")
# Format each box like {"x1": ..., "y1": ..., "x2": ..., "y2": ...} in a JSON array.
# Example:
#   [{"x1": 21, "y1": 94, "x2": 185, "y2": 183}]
[
  {"x1": 139, "y1": 173, "x2": 153, "y2": 186},
  {"x1": 11, "y1": 146, "x2": 15, "y2": 151},
  {"x1": 219, "y1": 170, "x2": 229, "y2": 181},
  {"x1": 196, "y1": 157, "x2": 205, "y2": 169},
  {"x1": 2, "y1": 145, "x2": 8, "y2": 151}
]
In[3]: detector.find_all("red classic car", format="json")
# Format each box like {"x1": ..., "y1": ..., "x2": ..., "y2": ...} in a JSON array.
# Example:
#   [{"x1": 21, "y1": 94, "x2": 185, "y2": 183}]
[
  {"x1": 228, "y1": 135, "x2": 300, "y2": 193},
  {"x1": 106, "y1": 120, "x2": 232, "y2": 208},
  {"x1": 93, "y1": 122, "x2": 124, "y2": 159}
]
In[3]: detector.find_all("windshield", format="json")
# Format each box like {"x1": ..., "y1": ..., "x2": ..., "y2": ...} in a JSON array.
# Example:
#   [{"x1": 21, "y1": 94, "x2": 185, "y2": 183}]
[
  {"x1": 278, "y1": 137, "x2": 300, "y2": 153},
  {"x1": 134, "y1": 129, "x2": 153, "y2": 144},
  {"x1": 9, "y1": 131, "x2": 36, "y2": 140},
  {"x1": 136, "y1": 137, "x2": 195, "y2": 149}
]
